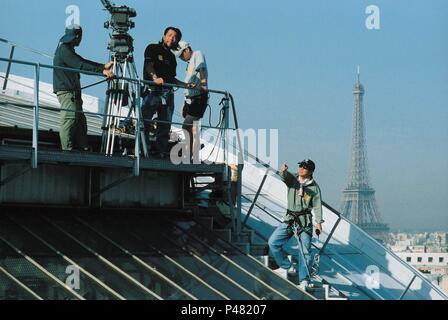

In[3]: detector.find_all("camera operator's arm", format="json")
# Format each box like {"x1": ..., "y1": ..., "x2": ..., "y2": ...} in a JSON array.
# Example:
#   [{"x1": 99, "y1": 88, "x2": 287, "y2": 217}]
[{"x1": 59, "y1": 44, "x2": 112, "y2": 77}]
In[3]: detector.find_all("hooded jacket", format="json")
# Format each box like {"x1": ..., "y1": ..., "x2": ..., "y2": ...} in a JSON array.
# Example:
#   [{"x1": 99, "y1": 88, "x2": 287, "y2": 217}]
[{"x1": 53, "y1": 43, "x2": 104, "y2": 93}]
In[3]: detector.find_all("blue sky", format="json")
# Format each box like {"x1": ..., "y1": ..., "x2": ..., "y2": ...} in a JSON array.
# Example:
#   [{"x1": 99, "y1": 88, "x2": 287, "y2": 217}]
[{"x1": 1, "y1": 0, "x2": 447, "y2": 231}]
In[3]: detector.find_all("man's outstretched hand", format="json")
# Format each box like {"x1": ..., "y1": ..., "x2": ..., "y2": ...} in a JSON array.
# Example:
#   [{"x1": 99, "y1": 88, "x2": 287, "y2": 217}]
[{"x1": 280, "y1": 163, "x2": 288, "y2": 173}]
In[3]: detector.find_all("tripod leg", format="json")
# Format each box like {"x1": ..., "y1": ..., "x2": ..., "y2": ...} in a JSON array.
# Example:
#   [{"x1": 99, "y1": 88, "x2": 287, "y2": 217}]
[
  {"x1": 109, "y1": 91, "x2": 123, "y2": 155},
  {"x1": 103, "y1": 59, "x2": 120, "y2": 155},
  {"x1": 101, "y1": 91, "x2": 112, "y2": 153},
  {"x1": 104, "y1": 87, "x2": 118, "y2": 154},
  {"x1": 105, "y1": 89, "x2": 121, "y2": 155},
  {"x1": 110, "y1": 60, "x2": 128, "y2": 155}
]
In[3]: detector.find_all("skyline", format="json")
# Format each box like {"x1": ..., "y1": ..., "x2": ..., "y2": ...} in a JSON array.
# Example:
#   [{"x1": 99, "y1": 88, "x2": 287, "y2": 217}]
[{"x1": 1, "y1": 0, "x2": 447, "y2": 231}]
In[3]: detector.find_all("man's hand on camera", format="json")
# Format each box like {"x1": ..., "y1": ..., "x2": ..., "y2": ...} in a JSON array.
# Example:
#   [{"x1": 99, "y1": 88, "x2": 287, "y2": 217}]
[
  {"x1": 104, "y1": 61, "x2": 114, "y2": 70},
  {"x1": 103, "y1": 68, "x2": 114, "y2": 78},
  {"x1": 187, "y1": 82, "x2": 196, "y2": 89}
]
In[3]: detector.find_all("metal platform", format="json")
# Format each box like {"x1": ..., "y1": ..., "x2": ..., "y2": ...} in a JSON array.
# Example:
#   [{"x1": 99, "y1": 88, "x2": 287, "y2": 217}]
[{"x1": 0, "y1": 144, "x2": 225, "y2": 174}]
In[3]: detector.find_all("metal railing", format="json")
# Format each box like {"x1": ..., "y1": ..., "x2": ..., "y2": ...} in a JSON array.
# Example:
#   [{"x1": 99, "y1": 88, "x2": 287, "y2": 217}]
[{"x1": 0, "y1": 57, "x2": 243, "y2": 168}]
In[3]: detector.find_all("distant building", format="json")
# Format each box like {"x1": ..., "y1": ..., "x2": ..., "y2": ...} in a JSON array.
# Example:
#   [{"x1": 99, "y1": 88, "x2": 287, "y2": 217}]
[
  {"x1": 395, "y1": 252, "x2": 448, "y2": 294},
  {"x1": 396, "y1": 252, "x2": 447, "y2": 266}
]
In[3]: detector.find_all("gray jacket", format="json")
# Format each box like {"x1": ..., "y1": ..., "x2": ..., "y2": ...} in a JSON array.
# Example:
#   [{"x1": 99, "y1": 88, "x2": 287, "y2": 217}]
[
  {"x1": 280, "y1": 171, "x2": 324, "y2": 225},
  {"x1": 53, "y1": 43, "x2": 104, "y2": 93}
]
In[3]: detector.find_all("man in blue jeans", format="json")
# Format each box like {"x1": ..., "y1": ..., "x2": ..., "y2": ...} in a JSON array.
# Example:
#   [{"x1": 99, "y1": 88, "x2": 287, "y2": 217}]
[
  {"x1": 142, "y1": 27, "x2": 194, "y2": 157},
  {"x1": 268, "y1": 159, "x2": 324, "y2": 288}
]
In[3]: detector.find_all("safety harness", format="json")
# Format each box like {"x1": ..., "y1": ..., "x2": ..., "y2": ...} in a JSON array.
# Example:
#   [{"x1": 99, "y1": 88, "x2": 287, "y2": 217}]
[{"x1": 288, "y1": 209, "x2": 320, "y2": 279}]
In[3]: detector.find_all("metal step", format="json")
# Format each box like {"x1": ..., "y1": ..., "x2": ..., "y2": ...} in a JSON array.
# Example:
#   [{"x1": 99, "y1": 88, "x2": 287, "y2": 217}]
[{"x1": 248, "y1": 243, "x2": 268, "y2": 256}]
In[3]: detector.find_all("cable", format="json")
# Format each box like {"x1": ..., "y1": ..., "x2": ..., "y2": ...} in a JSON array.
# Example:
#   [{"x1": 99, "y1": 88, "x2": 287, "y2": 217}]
[
  {"x1": 81, "y1": 78, "x2": 110, "y2": 90},
  {"x1": 202, "y1": 103, "x2": 226, "y2": 163}
]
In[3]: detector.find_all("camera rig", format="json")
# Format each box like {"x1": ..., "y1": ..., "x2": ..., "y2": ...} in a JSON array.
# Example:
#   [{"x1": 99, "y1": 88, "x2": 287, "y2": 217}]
[
  {"x1": 101, "y1": 0, "x2": 136, "y2": 62},
  {"x1": 100, "y1": 0, "x2": 148, "y2": 157}
]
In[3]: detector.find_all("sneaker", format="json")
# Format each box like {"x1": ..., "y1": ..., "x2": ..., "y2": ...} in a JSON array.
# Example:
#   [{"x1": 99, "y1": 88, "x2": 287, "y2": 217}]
[
  {"x1": 298, "y1": 279, "x2": 309, "y2": 291},
  {"x1": 273, "y1": 268, "x2": 287, "y2": 279}
]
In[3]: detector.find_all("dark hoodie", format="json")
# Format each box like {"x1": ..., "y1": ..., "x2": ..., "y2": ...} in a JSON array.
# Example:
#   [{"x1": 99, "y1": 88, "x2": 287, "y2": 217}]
[{"x1": 53, "y1": 43, "x2": 104, "y2": 93}]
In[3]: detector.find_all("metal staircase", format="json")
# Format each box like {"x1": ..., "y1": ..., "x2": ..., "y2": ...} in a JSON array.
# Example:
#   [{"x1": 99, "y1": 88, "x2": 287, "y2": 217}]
[{"x1": 0, "y1": 210, "x2": 315, "y2": 300}]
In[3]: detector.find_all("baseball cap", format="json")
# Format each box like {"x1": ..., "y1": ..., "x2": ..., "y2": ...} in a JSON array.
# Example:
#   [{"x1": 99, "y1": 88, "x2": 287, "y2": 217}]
[
  {"x1": 59, "y1": 24, "x2": 82, "y2": 44},
  {"x1": 174, "y1": 41, "x2": 190, "y2": 57},
  {"x1": 298, "y1": 159, "x2": 316, "y2": 171}
]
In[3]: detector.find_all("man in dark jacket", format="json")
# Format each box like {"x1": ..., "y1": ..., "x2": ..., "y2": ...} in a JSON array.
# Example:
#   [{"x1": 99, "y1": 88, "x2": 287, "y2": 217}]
[
  {"x1": 142, "y1": 26, "x2": 193, "y2": 157},
  {"x1": 53, "y1": 25, "x2": 113, "y2": 151}
]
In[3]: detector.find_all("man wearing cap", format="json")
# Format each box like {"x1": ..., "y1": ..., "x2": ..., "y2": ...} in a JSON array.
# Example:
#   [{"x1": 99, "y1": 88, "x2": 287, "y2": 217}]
[
  {"x1": 142, "y1": 27, "x2": 193, "y2": 157},
  {"x1": 175, "y1": 41, "x2": 208, "y2": 163},
  {"x1": 268, "y1": 159, "x2": 324, "y2": 288},
  {"x1": 53, "y1": 25, "x2": 114, "y2": 151}
]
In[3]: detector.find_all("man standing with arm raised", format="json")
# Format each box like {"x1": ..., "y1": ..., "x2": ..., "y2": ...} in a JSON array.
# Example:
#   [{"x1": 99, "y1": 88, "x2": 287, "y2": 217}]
[{"x1": 268, "y1": 159, "x2": 324, "y2": 288}]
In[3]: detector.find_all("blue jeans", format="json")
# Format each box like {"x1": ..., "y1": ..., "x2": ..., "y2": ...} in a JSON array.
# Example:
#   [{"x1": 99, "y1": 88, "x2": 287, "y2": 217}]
[
  {"x1": 141, "y1": 91, "x2": 174, "y2": 153},
  {"x1": 268, "y1": 221, "x2": 313, "y2": 282}
]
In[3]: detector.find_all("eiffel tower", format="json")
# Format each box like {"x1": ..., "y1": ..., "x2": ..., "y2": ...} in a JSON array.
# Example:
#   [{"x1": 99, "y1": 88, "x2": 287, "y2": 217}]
[{"x1": 341, "y1": 67, "x2": 389, "y2": 243}]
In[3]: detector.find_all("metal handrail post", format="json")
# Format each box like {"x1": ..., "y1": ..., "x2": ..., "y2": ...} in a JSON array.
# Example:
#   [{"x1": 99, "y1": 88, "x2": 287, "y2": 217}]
[
  {"x1": 222, "y1": 92, "x2": 236, "y2": 233},
  {"x1": 242, "y1": 166, "x2": 270, "y2": 228},
  {"x1": 223, "y1": 92, "x2": 230, "y2": 168},
  {"x1": 32, "y1": 63, "x2": 39, "y2": 168},
  {"x1": 235, "y1": 163, "x2": 243, "y2": 235},
  {"x1": 399, "y1": 275, "x2": 416, "y2": 300},
  {"x1": 2, "y1": 45, "x2": 15, "y2": 90},
  {"x1": 133, "y1": 80, "x2": 141, "y2": 176},
  {"x1": 318, "y1": 216, "x2": 342, "y2": 256},
  {"x1": 228, "y1": 93, "x2": 245, "y2": 237}
]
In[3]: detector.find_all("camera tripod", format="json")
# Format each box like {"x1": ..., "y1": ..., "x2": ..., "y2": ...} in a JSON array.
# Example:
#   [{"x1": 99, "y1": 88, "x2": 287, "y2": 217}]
[{"x1": 101, "y1": 55, "x2": 148, "y2": 157}]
